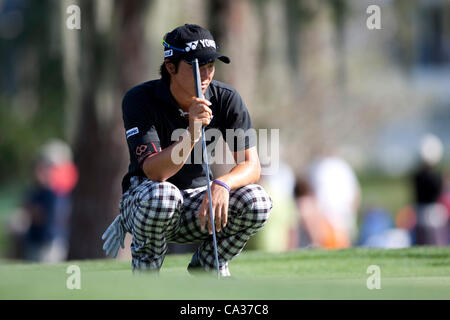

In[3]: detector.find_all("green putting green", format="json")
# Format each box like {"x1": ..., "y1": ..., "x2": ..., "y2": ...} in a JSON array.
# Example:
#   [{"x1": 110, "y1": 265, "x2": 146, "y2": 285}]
[{"x1": 1, "y1": 246, "x2": 449, "y2": 300}]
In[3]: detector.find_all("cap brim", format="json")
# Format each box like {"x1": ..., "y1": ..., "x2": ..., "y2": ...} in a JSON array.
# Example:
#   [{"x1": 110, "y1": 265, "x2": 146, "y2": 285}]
[
  {"x1": 217, "y1": 54, "x2": 231, "y2": 64},
  {"x1": 185, "y1": 50, "x2": 230, "y2": 65}
]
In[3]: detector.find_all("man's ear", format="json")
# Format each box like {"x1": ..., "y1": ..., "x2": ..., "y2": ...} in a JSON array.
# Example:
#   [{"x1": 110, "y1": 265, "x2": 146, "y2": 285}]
[{"x1": 165, "y1": 61, "x2": 176, "y2": 75}]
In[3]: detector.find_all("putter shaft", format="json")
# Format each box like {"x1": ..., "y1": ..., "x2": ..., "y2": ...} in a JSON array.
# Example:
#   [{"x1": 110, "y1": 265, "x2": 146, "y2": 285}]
[{"x1": 192, "y1": 58, "x2": 221, "y2": 278}]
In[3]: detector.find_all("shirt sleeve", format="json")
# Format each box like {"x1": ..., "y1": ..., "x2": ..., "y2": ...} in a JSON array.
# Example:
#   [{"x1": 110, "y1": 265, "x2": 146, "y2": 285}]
[
  {"x1": 122, "y1": 89, "x2": 162, "y2": 167},
  {"x1": 223, "y1": 90, "x2": 257, "y2": 152}
]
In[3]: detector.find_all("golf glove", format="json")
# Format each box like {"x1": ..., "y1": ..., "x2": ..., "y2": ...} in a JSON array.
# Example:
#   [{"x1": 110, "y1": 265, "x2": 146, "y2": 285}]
[{"x1": 102, "y1": 215, "x2": 126, "y2": 258}]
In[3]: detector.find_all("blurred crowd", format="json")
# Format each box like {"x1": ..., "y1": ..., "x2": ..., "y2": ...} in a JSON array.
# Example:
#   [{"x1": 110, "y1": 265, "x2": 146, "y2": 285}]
[{"x1": 253, "y1": 133, "x2": 450, "y2": 251}]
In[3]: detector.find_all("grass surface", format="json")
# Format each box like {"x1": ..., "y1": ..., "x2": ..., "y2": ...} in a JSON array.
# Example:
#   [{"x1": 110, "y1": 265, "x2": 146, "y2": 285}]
[{"x1": 1, "y1": 246, "x2": 449, "y2": 300}]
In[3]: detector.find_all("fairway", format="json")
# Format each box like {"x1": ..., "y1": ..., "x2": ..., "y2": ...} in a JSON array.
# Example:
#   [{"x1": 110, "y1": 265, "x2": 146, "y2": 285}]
[{"x1": 0, "y1": 247, "x2": 449, "y2": 300}]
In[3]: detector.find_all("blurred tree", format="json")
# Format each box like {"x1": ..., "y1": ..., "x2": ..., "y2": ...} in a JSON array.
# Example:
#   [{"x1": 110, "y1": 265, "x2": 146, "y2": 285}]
[
  {"x1": 0, "y1": 0, "x2": 65, "y2": 183},
  {"x1": 67, "y1": 0, "x2": 148, "y2": 259},
  {"x1": 329, "y1": 0, "x2": 348, "y2": 89}
]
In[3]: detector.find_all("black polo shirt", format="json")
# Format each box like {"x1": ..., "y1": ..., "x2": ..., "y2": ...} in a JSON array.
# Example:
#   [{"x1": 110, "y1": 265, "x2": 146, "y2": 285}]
[{"x1": 121, "y1": 78, "x2": 256, "y2": 193}]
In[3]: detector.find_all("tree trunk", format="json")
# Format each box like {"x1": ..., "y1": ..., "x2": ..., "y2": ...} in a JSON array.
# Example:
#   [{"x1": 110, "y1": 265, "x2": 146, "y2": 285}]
[{"x1": 67, "y1": 0, "x2": 147, "y2": 260}]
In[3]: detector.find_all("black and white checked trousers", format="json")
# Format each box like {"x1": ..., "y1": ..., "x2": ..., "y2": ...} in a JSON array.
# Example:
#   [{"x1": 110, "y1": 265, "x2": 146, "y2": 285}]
[{"x1": 119, "y1": 176, "x2": 272, "y2": 273}]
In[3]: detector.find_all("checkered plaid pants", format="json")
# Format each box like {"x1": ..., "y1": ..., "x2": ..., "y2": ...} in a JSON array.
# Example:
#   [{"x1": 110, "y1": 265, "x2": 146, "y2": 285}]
[{"x1": 119, "y1": 176, "x2": 272, "y2": 273}]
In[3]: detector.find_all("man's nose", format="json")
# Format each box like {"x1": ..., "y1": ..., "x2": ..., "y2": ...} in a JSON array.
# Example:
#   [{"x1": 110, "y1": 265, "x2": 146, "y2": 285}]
[{"x1": 200, "y1": 68, "x2": 212, "y2": 80}]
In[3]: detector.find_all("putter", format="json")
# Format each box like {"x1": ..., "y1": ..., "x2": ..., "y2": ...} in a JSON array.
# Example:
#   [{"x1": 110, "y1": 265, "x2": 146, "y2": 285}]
[{"x1": 192, "y1": 58, "x2": 221, "y2": 279}]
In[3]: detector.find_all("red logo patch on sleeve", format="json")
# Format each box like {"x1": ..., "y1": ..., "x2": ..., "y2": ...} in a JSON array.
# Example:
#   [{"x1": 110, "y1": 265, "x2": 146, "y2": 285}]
[{"x1": 136, "y1": 145, "x2": 148, "y2": 156}]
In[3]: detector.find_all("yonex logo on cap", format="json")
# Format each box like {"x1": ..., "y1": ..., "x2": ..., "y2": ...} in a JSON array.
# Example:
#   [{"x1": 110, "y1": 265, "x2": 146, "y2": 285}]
[
  {"x1": 185, "y1": 39, "x2": 216, "y2": 52},
  {"x1": 199, "y1": 39, "x2": 216, "y2": 48},
  {"x1": 185, "y1": 41, "x2": 199, "y2": 52}
]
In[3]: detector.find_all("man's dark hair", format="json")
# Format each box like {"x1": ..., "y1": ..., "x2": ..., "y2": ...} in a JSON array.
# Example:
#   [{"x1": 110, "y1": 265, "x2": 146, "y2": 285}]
[{"x1": 160, "y1": 59, "x2": 181, "y2": 83}]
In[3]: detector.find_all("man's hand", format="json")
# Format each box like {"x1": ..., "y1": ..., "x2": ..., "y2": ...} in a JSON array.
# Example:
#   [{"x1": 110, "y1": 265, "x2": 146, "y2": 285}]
[
  {"x1": 188, "y1": 97, "x2": 212, "y2": 141},
  {"x1": 196, "y1": 183, "x2": 229, "y2": 234},
  {"x1": 102, "y1": 215, "x2": 126, "y2": 258}
]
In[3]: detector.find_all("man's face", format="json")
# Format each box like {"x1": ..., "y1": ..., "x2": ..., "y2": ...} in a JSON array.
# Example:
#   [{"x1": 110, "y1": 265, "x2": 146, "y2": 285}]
[{"x1": 169, "y1": 60, "x2": 215, "y2": 97}]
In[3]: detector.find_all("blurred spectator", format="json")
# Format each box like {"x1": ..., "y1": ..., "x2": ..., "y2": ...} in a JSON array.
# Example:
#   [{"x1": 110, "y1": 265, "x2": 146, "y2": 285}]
[
  {"x1": 7, "y1": 139, "x2": 78, "y2": 262},
  {"x1": 396, "y1": 205, "x2": 418, "y2": 243},
  {"x1": 359, "y1": 208, "x2": 411, "y2": 248},
  {"x1": 438, "y1": 171, "x2": 450, "y2": 245},
  {"x1": 292, "y1": 171, "x2": 356, "y2": 249},
  {"x1": 292, "y1": 176, "x2": 333, "y2": 248},
  {"x1": 438, "y1": 172, "x2": 450, "y2": 214},
  {"x1": 304, "y1": 155, "x2": 361, "y2": 248},
  {"x1": 411, "y1": 134, "x2": 448, "y2": 246},
  {"x1": 359, "y1": 208, "x2": 393, "y2": 246},
  {"x1": 247, "y1": 162, "x2": 297, "y2": 252}
]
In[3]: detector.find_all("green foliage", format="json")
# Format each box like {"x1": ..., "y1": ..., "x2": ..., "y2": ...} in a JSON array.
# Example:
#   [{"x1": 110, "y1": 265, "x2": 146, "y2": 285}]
[
  {"x1": 0, "y1": 94, "x2": 65, "y2": 183},
  {"x1": 0, "y1": 0, "x2": 66, "y2": 184},
  {"x1": 358, "y1": 172, "x2": 412, "y2": 217}
]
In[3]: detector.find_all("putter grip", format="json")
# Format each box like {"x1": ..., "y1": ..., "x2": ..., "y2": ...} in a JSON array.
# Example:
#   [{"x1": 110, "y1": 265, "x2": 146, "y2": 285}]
[{"x1": 192, "y1": 59, "x2": 203, "y2": 99}]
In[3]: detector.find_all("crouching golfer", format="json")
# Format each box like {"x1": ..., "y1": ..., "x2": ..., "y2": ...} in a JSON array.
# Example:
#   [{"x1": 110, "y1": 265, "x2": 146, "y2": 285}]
[{"x1": 102, "y1": 24, "x2": 272, "y2": 277}]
